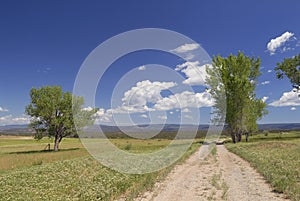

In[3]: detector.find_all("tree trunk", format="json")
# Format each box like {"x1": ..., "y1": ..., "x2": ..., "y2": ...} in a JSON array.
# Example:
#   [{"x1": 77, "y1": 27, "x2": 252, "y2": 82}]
[
  {"x1": 54, "y1": 136, "x2": 61, "y2": 151},
  {"x1": 231, "y1": 133, "x2": 236, "y2": 143},
  {"x1": 237, "y1": 132, "x2": 242, "y2": 142},
  {"x1": 245, "y1": 132, "x2": 249, "y2": 142}
]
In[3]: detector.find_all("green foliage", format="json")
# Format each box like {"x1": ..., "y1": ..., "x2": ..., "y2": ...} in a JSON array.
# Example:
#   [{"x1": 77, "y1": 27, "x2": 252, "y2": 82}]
[
  {"x1": 275, "y1": 53, "x2": 300, "y2": 85},
  {"x1": 206, "y1": 52, "x2": 267, "y2": 142},
  {"x1": 25, "y1": 86, "x2": 98, "y2": 151},
  {"x1": 124, "y1": 143, "x2": 132, "y2": 151}
]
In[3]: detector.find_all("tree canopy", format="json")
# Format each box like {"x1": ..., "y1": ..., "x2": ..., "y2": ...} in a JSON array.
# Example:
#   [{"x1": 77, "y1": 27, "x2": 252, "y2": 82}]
[
  {"x1": 26, "y1": 86, "x2": 98, "y2": 151},
  {"x1": 275, "y1": 53, "x2": 300, "y2": 86},
  {"x1": 206, "y1": 52, "x2": 267, "y2": 143}
]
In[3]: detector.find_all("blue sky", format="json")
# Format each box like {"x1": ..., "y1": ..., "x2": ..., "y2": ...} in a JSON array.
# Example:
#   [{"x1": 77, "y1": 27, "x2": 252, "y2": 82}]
[{"x1": 0, "y1": 0, "x2": 300, "y2": 126}]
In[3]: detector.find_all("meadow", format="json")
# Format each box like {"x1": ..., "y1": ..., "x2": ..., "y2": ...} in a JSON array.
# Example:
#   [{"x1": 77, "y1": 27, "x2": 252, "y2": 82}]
[
  {"x1": 0, "y1": 136, "x2": 201, "y2": 200},
  {"x1": 1, "y1": 132, "x2": 300, "y2": 200},
  {"x1": 226, "y1": 131, "x2": 300, "y2": 201}
]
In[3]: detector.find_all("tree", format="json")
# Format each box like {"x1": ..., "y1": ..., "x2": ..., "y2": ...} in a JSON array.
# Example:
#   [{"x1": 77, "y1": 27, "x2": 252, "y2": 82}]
[
  {"x1": 26, "y1": 86, "x2": 98, "y2": 151},
  {"x1": 206, "y1": 52, "x2": 267, "y2": 143},
  {"x1": 275, "y1": 53, "x2": 300, "y2": 86}
]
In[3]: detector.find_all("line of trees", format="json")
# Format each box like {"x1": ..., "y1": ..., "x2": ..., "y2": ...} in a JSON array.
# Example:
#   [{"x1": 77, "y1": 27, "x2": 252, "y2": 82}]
[
  {"x1": 206, "y1": 52, "x2": 300, "y2": 143},
  {"x1": 25, "y1": 53, "x2": 300, "y2": 148}
]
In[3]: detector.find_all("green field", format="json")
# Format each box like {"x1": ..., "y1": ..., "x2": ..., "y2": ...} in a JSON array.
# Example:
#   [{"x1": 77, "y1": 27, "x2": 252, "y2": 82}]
[
  {"x1": 0, "y1": 136, "x2": 201, "y2": 200},
  {"x1": 1, "y1": 132, "x2": 300, "y2": 200},
  {"x1": 226, "y1": 131, "x2": 300, "y2": 201}
]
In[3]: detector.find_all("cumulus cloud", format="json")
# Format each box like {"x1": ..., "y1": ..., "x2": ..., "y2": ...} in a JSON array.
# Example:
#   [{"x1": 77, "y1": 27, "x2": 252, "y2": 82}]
[
  {"x1": 0, "y1": 115, "x2": 12, "y2": 121},
  {"x1": 122, "y1": 80, "x2": 176, "y2": 109},
  {"x1": 267, "y1": 70, "x2": 272, "y2": 73},
  {"x1": 140, "y1": 114, "x2": 148, "y2": 118},
  {"x1": 262, "y1": 96, "x2": 269, "y2": 103},
  {"x1": 90, "y1": 79, "x2": 216, "y2": 124},
  {"x1": 184, "y1": 54, "x2": 195, "y2": 61},
  {"x1": 0, "y1": 114, "x2": 30, "y2": 125},
  {"x1": 269, "y1": 91, "x2": 300, "y2": 106},
  {"x1": 267, "y1": 31, "x2": 294, "y2": 55},
  {"x1": 157, "y1": 115, "x2": 167, "y2": 120},
  {"x1": 82, "y1": 106, "x2": 94, "y2": 111},
  {"x1": 172, "y1": 43, "x2": 200, "y2": 53},
  {"x1": 96, "y1": 80, "x2": 177, "y2": 119},
  {"x1": 138, "y1": 65, "x2": 146, "y2": 71},
  {"x1": 184, "y1": 114, "x2": 192, "y2": 119},
  {"x1": 154, "y1": 91, "x2": 213, "y2": 111},
  {"x1": 291, "y1": 107, "x2": 297, "y2": 111},
  {"x1": 175, "y1": 61, "x2": 209, "y2": 86},
  {"x1": 182, "y1": 108, "x2": 191, "y2": 113},
  {"x1": 261, "y1": 81, "x2": 270, "y2": 85},
  {"x1": 94, "y1": 108, "x2": 113, "y2": 123},
  {"x1": 0, "y1": 107, "x2": 8, "y2": 112}
]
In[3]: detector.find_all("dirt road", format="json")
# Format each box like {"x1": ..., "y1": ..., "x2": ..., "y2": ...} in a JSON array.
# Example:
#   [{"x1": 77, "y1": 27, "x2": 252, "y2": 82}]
[{"x1": 135, "y1": 145, "x2": 289, "y2": 201}]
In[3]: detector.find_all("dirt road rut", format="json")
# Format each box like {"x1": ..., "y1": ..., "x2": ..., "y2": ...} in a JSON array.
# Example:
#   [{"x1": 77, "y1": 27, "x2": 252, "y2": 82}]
[{"x1": 135, "y1": 145, "x2": 288, "y2": 201}]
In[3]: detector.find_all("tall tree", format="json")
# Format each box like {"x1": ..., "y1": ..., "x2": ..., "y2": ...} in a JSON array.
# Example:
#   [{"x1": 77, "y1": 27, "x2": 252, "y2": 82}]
[
  {"x1": 206, "y1": 52, "x2": 267, "y2": 143},
  {"x1": 26, "y1": 86, "x2": 98, "y2": 151},
  {"x1": 275, "y1": 53, "x2": 300, "y2": 86}
]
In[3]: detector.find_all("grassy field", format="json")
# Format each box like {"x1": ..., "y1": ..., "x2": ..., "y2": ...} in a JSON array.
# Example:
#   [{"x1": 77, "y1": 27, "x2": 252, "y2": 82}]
[
  {"x1": 0, "y1": 136, "x2": 201, "y2": 200},
  {"x1": 226, "y1": 131, "x2": 300, "y2": 201},
  {"x1": 0, "y1": 137, "x2": 88, "y2": 172}
]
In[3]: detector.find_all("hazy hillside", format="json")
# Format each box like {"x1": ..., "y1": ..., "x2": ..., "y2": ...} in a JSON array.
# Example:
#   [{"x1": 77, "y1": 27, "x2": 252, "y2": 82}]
[{"x1": 1, "y1": 123, "x2": 300, "y2": 136}]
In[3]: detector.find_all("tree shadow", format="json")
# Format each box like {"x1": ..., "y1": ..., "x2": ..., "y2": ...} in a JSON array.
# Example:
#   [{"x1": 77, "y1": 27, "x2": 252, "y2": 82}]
[{"x1": 8, "y1": 148, "x2": 80, "y2": 155}]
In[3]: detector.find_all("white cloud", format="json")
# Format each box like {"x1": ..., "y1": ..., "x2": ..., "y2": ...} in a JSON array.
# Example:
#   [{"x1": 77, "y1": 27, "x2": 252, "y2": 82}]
[
  {"x1": 157, "y1": 115, "x2": 167, "y2": 120},
  {"x1": 108, "y1": 105, "x2": 154, "y2": 114},
  {"x1": 138, "y1": 65, "x2": 146, "y2": 71},
  {"x1": 267, "y1": 31, "x2": 294, "y2": 55},
  {"x1": 169, "y1": 111, "x2": 174, "y2": 115},
  {"x1": 12, "y1": 115, "x2": 30, "y2": 124},
  {"x1": 261, "y1": 81, "x2": 270, "y2": 85},
  {"x1": 0, "y1": 115, "x2": 12, "y2": 121},
  {"x1": 82, "y1": 107, "x2": 113, "y2": 124},
  {"x1": 172, "y1": 43, "x2": 200, "y2": 53},
  {"x1": 267, "y1": 70, "x2": 272, "y2": 73},
  {"x1": 291, "y1": 107, "x2": 297, "y2": 111},
  {"x1": 182, "y1": 108, "x2": 191, "y2": 113},
  {"x1": 154, "y1": 91, "x2": 213, "y2": 111},
  {"x1": 282, "y1": 46, "x2": 294, "y2": 53},
  {"x1": 175, "y1": 61, "x2": 209, "y2": 86},
  {"x1": 122, "y1": 80, "x2": 176, "y2": 110},
  {"x1": 140, "y1": 114, "x2": 148, "y2": 118},
  {"x1": 81, "y1": 107, "x2": 113, "y2": 124},
  {"x1": 184, "y1": 53, "x2": 195, "y2": 61},
  {"x1": 0, "y1": 114, "x2": 30, "y2": 126},
  {"x1": 94, "y1": 108, "x2": 112, "y2": 123},
  {"x1": 0, "y1": 107, "x2": 8, "y2": 112},
  {"x1": 99, "y1": 80, "x2": 176, "y2": 117},
  {"x1": 82, "y1": 106, "x2": 94, "y2": 111},
  {"x1": 184, "y1": 114, "x2": 192, "y2": 119},
  {"x1": 262, "y1": 96, "x2": 269, "y2": 103},
  {"x1": 269, "y1": 91, "x2": 300, "y2": 106}
]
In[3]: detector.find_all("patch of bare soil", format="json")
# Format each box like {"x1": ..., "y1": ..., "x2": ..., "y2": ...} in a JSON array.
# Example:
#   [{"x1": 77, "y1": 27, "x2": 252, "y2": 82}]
[
  {"x1": 134, "y1": 145, "x2": 289, "y2": 201},
  {"x1": 0, "y1": 135, "x2": 32, "y2": 139}
]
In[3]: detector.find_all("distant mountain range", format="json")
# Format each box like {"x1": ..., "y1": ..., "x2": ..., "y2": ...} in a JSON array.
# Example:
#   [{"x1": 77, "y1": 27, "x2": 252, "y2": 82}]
[
  {"x1": 1, "y1": 123, "x2": 300, "y2": 136},
  {"x1": 0, "y1": 124, "x2": 33, "y2": 135}
]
